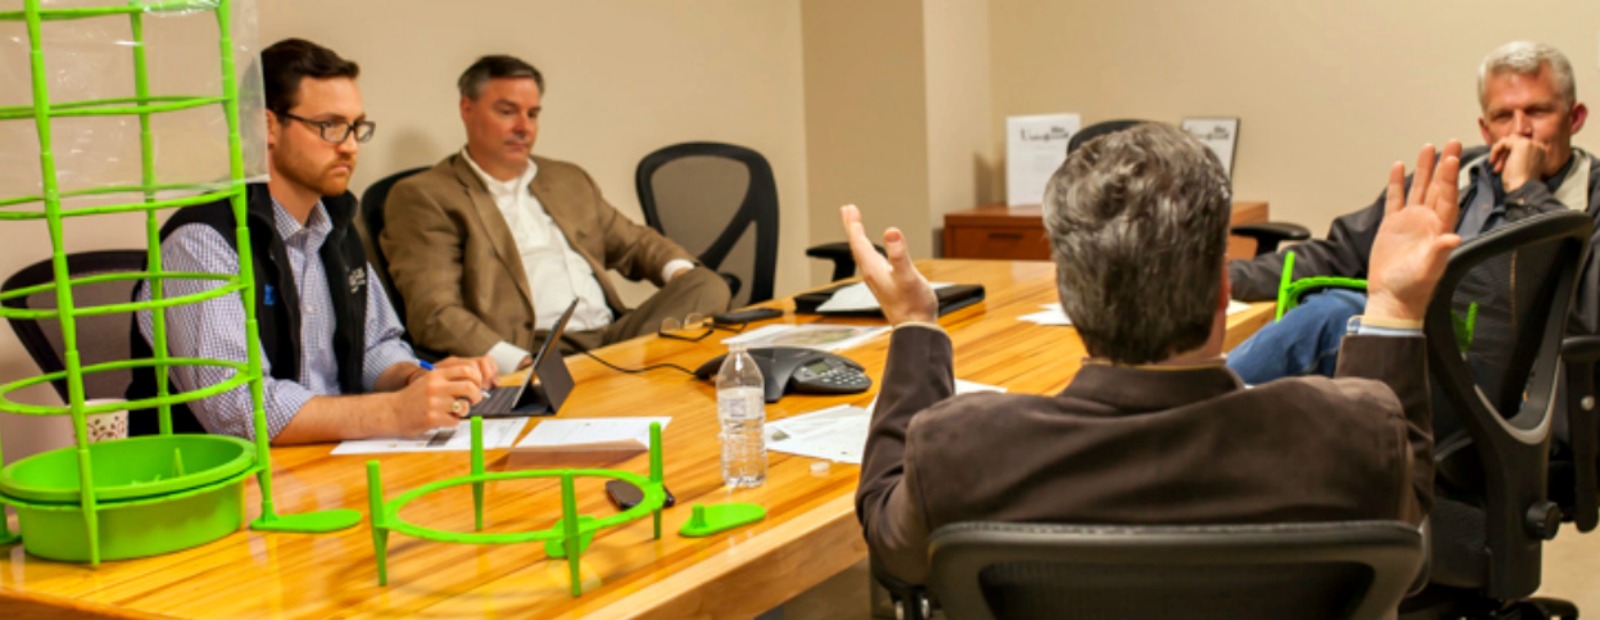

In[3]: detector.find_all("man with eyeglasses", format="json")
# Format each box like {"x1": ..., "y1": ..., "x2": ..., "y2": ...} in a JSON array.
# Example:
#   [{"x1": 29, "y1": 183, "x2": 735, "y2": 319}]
[
  {"x1": 380, "y1": 55, "x2": 730, "y2": 372},
  {"x1": 128, "y1": 38, "x2": 497, "y2": 444}
]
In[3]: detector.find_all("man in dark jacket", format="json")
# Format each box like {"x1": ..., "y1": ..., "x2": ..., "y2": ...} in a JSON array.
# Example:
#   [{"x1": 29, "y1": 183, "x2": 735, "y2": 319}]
[
  {"x1": 130, "y1": 39, "x2": 496, "y2": 443},
  {"x1": 1228, "y1": 41, "x2": 1597, "y2": 405},
  {"x1": 847, "y1": 123, "x2": 1460, "y2": 585}
]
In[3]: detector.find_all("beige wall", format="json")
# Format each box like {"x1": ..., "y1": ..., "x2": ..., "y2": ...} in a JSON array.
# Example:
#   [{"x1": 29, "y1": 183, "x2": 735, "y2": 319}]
[
  {"x1": 923, "y1": 0, "x2": 995, "y2": 234},
  {"x1": 800, "y1": 0, "x2": 994, "y2": 267},
  {"x1": 802, "y1": 0, "x2": 931, "y2": 276},
  {"x1": 257, "y1": 0, "x2": 810, "y2": 305},
  {"x1": 989, "y1": 0, "x2": 1600, "y2": 234}
]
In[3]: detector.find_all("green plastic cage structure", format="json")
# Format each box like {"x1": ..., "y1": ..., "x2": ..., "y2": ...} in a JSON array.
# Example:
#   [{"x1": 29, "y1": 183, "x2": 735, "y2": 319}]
[
  {"x1": 0, "y1": 0, "x2": 357, "y2": 566},
  {"x1": 367, "y1": 419, "x2": 672, "y2": 597}
]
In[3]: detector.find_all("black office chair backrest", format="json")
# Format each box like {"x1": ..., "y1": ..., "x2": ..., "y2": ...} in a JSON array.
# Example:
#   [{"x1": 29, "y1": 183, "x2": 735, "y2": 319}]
[
  {"x1": 1, "y1": 250, "x2": 149, "y2": 403},
  {"x1": 927, "y1": 520, "x2": 1424, "y2": 620},
  {"x1": 1423, "y1": 209, "x2": 1591, "y2": 599},
  {"x1": 359, "y1": 166, "x2": 429, "y2": 326},
  {"x1": 636, "y1": 142, "x2": 779, "y2": 306}
]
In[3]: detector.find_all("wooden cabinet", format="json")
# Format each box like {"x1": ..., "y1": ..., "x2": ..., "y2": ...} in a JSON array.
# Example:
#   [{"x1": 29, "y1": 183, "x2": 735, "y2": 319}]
[{"x1": 943, "y1": 201, "x2": 1270, "y2": 261}]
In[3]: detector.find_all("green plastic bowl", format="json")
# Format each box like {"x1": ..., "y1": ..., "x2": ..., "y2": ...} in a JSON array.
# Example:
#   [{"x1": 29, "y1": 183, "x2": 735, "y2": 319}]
[
  {"x1": 0, "y1": 434, "x2": 255, "y2": 503},
  {"x1": 11, "y1": 472, "x2": 250, "y2": 562}
]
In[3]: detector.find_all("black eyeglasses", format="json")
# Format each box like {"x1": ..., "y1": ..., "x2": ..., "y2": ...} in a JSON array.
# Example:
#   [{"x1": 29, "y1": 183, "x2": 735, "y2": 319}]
[
  {"x1": 279, "y1": 112, "x2": 377, "y2": 144},
  {"x1": 658, "y1": 314, "x2": 747, "y2": 342}
]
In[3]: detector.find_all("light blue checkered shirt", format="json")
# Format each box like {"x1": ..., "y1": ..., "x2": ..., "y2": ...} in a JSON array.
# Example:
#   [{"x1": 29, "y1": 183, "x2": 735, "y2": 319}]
[{"x1": 137, "y1": 198, "x2": 416, "y2": 440}]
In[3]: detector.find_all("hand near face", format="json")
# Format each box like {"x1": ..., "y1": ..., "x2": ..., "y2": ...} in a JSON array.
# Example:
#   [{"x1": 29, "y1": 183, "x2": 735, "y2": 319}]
[
  {"x1": 1488, "y1": 135, "x2": 1548, "y2": 193},
  {"x1": 1364, "y1": 141, "x2": 1465, "y2": 323},
  {"x1": 839, "y1": 205, "x2": 937, "y2": 326}
]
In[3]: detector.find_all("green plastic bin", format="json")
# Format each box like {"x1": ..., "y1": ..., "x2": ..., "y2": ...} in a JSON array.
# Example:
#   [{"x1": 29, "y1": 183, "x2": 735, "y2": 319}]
[
  {"x1": 0, "y1": 434, "x2": 255, "y2": 503},
  {"x1": 0, "y1": 435, "x2": 256, "y2": 562},
  {"x1": 10, "y1": 471, "x2": 251, "y2": 562}
]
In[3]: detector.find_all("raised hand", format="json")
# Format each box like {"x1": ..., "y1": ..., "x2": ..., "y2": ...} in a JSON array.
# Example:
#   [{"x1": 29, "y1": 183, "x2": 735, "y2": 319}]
[
  {"x1": 839, "y1": 204, "x2": 937, "y2": 325},
  {"x1": 1365, "y1": 141, "x2": 1465, "y2": 323}
]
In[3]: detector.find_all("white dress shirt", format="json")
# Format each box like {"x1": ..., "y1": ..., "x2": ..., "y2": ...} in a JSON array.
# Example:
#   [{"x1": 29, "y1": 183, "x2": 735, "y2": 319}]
[{"x1": 461, "y1": 149, "x2": 691, "y2": 372}]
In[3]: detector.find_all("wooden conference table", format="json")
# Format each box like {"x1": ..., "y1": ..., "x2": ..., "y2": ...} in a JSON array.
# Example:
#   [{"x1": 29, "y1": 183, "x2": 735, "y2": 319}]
[{"x1": 0, "y1": 259, "x2": 1275, "y2": 619}]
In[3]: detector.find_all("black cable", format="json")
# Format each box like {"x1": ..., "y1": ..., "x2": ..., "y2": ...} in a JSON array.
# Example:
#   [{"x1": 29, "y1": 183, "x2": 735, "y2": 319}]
[{"x1": 560, "y1": 332, "x2": 701, "y2": 377}]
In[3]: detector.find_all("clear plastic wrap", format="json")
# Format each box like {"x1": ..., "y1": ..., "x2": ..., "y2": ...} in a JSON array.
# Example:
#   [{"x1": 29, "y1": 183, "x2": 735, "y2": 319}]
[{"x1": 0, "y1": 0, "x2": 267, "y2": 215}]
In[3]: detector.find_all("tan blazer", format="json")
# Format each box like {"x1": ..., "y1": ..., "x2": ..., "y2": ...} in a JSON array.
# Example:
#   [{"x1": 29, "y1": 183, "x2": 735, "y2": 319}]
[
  {"x1": 380, "y1": 154, "x2": 693, "y2": 357},
  {"x1": 858, "y1": 327, "x2": 1433, "y2": 585}
]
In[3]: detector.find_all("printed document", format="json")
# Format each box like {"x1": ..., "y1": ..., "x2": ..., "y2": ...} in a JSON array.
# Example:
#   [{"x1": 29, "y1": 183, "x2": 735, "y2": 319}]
[{"x1": 331, "y1": 417, "x2": 527, "y2": 455}]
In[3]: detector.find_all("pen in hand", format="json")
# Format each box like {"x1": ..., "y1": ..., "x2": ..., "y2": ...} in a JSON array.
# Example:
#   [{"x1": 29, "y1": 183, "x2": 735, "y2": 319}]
[{"x1": 417, "y1": 360, "x2": 494, "y2": 399}]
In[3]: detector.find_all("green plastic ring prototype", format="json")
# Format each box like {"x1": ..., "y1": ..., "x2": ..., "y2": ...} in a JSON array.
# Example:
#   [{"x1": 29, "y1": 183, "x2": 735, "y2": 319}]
[{"x1": 367, "y1": 418, "x2": 671, "y2": 598}]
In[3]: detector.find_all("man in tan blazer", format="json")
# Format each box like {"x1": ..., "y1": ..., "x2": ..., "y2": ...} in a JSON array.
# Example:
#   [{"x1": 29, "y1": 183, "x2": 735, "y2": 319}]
[
  {"x1": 381, "y1": 55, "x2": 729, "y2": 371},
  {"x1": 848, "y1": 124, "x2": 1463, "y2": 585}
]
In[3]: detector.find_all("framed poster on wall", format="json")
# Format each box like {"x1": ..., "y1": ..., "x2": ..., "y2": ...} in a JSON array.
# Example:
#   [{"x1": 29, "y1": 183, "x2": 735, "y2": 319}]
[{"x1": 1181, "y1": 117, "x2": 1240, "y2": 178}]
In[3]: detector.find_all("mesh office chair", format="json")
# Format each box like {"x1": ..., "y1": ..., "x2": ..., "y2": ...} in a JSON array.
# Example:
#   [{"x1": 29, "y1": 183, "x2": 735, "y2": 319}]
[
  {"x1": 1404, "y1": 210, "x2": 1593, "y2": 619},
  {"x1": 2, "y1": 250, "x2": 149, "y2": 404},
  {"x1": 358, "y1": 165, "x2": 429, "y2": 330},
  {"x1": 922, "y1": 520, "x2": 1424, "y2": 620},
  {"x1": 636, "y1": 142, "x2": 870, "y2": 307},
  {"x1": 1069, "y1": 119, "x2": 1310, "y2": 256},
  {"x1": 635, "y1": 142, "x2": 779, "y2": 307}
]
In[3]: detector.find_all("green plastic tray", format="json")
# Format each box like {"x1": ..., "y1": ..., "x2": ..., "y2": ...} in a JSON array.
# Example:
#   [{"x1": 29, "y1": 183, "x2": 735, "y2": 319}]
[
  {"x1": 0, "y1": 434, "x2": 255, "y2": 503},
  {"x1": 9, "y1": 469, "x2": 251, "y2": 562}
]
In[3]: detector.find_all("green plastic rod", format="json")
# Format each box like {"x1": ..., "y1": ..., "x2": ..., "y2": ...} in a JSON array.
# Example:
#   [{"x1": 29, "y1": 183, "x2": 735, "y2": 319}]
[
  {"x1": 128, "y1": 4, "x2": 174, "y2": 435},
  {"x1": 24, "y1": 0, "x2": 101, "y2": 567},
  {"x1": 650, "y1": 421, "x2": 663, "y2": 539},
  {"x1": 560, "y1": 475, "x2": 582, "y2": 597},
  {"x1": 366, "y1": 461, "x2": 389, "y2": 586},
  {"x1": 471, "y1": 415, "x2": 484, "y2": 531}
]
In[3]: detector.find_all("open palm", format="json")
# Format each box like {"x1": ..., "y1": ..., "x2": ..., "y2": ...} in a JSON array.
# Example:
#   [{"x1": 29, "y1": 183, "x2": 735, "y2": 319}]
[{"x1": 1366, "y1": 141, "x2": 1464, "y2": 322}]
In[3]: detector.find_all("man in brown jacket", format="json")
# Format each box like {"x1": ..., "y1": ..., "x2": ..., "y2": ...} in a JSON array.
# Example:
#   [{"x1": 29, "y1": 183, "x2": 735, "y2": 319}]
[
  {"x1": 848, "y1": 124, "x2": 1462, "y2": 585},
  {"x1": 381, "y1": 55, "x2": 729, "y2": 372}
]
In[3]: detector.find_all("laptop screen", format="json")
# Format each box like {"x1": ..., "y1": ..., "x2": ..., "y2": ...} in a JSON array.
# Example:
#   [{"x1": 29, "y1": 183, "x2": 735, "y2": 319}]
[{"x1": 517, "y1": 299, "x2": 578, "y2": 390}]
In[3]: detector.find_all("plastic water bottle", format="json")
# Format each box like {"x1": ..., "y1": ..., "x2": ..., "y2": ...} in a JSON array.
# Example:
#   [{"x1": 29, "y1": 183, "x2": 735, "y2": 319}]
[{"x1": 716, "y1": 343, "x2": 767, "y2": 488}]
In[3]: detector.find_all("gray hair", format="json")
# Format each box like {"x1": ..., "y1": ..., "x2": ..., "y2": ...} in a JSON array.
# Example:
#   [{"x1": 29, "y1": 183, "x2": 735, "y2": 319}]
[
  {"x1": 1042, "y1": 123, "x2": 1232, "y2": 365},
  {"x1": 1478, "y1": 41, "x2": 1575, "y2": 108},
  {"x1": 458, "y1": 55, "x2": 544, "y2": 100}
]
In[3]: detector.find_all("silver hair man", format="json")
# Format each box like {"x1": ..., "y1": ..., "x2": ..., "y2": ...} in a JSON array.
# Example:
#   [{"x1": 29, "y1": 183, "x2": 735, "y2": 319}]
[
  {"x1": 1478, "y1": 41, "x2": 1575, "y2": 107},
  {"x1": 1042, "y1": 123, "x2": 1233, "y2": 364}
]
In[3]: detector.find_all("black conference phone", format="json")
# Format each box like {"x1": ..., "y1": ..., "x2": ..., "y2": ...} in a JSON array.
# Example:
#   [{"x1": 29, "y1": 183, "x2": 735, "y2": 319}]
[{"x1": 693, "y1": 346, "x2": 872, "y2": 403}]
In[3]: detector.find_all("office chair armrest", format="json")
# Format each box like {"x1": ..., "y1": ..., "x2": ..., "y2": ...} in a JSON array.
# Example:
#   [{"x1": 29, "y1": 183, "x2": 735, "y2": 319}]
[
  {"x1": 1230, "y1": 222, "x2": 1312, "y2": 256},
  {"x1": 716, "y1": 272, "x2": 742, "y2": 300},
  {"x1": 1562, "y1": 335, "x2": 1600, "y2": 532},
  {"x1": 806, "y1": 242, "x2": 884, "y2": 282}
]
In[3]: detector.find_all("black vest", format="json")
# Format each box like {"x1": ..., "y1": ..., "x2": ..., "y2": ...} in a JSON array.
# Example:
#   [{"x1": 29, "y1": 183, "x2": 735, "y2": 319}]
[{"x1": 127, "y1": 184, "x2": 370, "y2": 435}]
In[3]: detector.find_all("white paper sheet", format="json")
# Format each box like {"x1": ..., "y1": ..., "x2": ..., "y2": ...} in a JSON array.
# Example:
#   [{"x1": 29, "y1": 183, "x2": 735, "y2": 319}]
[
  {"x1": 1006, "y1": 113, "x2": 1081, "y2": 206},
  {"x1": 766, "y1": 405, "x2": 871, "y2": 464},
  {"x1": 722, "y1": 324, "x2": 890, "y2": 352},
  {"x1": 815, "y1": 282, "x2": 955, "y2": 313},
  {"x1": 330, "y1": 417, "x2": 527, "y2": 455},
  {"x1": 515, "y1": 417, "x2": 671, "y2": 448},
  {"x1": 1019, "y1": 301, "x2": 1254, "y2": 326}
]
